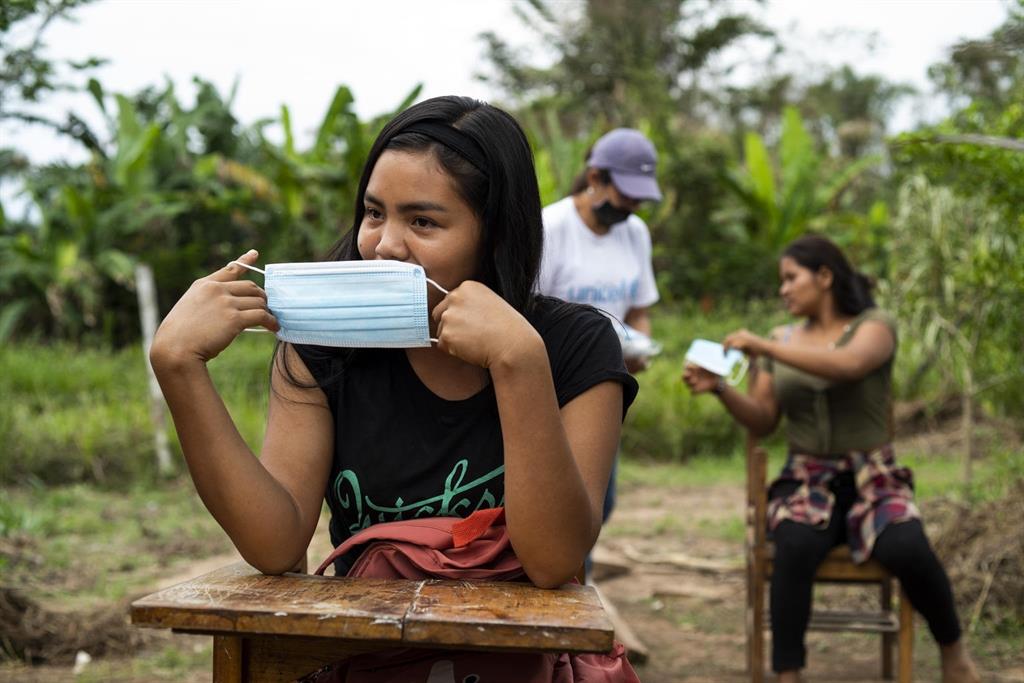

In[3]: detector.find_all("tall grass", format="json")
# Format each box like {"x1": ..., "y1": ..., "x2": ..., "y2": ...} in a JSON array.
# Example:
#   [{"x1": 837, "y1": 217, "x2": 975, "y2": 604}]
[
  {"x1": 624, "y1": 300, "x2": 788, "y2": 460},
  {"x1": 0, "y1": 334, "x2": 276, "y2": 485},
  {"x1": 5, "y1": 305, "x2": 794, "y2": 485},
  {"x1": 2, "y1": 301, "x2": 1019, "y2": 485}
]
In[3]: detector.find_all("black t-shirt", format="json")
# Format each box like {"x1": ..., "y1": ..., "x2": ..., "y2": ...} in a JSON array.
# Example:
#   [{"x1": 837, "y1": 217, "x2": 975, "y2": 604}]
[{"x1": 293, "y1": 295, "x2": 638, "y2": 574}]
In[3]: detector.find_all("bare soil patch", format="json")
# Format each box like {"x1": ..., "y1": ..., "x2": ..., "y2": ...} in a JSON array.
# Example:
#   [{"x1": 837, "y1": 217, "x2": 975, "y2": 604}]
[
  {"x1": 3, "y1": 443, "x2": 1023, "y2": 681},
  {"x1": 595, "y1": 478, "x2": 1024, "y2": 682}
]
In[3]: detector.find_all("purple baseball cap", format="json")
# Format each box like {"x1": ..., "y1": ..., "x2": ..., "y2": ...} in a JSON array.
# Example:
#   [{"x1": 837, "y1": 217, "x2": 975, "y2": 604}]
[{"x1": 587, "y1": 128, "x2": 662, "y2": 202}]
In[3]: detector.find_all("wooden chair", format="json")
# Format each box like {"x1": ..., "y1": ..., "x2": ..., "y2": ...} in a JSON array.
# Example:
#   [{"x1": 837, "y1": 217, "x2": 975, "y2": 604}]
[{"x1": 745, "y1": 435, "x2": 915, "y2": 682}]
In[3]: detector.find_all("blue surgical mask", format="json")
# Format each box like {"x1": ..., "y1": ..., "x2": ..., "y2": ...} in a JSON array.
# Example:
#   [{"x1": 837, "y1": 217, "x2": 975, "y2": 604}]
[{"x1": 233, "y1": 259, "x2": 448, "y2": 348}]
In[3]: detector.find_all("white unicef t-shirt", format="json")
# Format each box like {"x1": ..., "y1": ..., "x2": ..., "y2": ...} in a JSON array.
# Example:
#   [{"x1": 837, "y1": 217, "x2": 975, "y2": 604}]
[{"x1": 537, "y1": 196, "x2": 659, "y2": 323}]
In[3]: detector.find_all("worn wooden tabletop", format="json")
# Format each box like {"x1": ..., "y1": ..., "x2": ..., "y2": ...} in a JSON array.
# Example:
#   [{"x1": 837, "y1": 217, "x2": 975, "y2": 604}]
[{"x1": 130, "y1": 561, "x2": 614, "y2": 654}]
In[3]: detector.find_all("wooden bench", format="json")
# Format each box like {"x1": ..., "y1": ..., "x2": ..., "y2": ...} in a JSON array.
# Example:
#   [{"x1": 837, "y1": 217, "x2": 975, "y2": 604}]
[{"x1": 131, "y1": 561, "x2": 615, "y2": 682}]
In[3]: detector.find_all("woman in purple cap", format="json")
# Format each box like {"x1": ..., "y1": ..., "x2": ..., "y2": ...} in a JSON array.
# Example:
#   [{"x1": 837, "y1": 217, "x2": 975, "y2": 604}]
[{"x1": 537, "y1": 128, "x2": 663, "y2": 568}]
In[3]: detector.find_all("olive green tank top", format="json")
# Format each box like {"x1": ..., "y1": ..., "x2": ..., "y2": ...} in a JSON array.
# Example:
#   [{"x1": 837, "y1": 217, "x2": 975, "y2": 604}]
[{"x1": 760, "y1": 309, "x2": 897, "y2": 457}]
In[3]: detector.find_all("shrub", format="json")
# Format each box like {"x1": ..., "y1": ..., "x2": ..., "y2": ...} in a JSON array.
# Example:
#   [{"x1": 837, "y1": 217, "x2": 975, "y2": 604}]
[
  {"x1": 622, "y1": 301, "x2": 787, "y2": 461},
  {"x1": 0, "y1": 335, "x2": 275, "y2": 486}
]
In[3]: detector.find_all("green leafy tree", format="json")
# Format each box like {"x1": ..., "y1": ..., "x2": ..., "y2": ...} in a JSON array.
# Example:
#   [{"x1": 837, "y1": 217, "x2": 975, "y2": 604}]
[
  {"x1": 0, "y1": 0, "x2": 102, "y2": 147},
  {"x1": 4, "y1": 79, "x2": 257, "y2": 342},
  {"x1": 1, "y1": 73, "x2": 418, "y2": 344},
  {"x1": 887, "y1": 7, "x2": 1024, "y2": 430},
  {"x1": 720, "y1": 106, "x2": 881, "y2": 250},
  {"x1": 479, "y1": 0, "x2": 770, "y2": 301},
  {"x1": 478, "y1": 0, "x2": 769, "y2": 128},
  {"x1": 801, "y1": 65, "x2": 915, "y2": 159},
  {"x1": 723, "y1": 65, "x2": 914, "y2": 160},
  {"x1": 928, "y1": 5, "x2": 1024, "y2": 113},
  {"x1": 880, "y1": 176, "x2": 1021, "y2": 484},
  {"x1": 518, "y1": 106, "x2": 597, "y2": 205},
  {"x1": 891, "y1": 6, "x2": 1024, "y2": 236}
]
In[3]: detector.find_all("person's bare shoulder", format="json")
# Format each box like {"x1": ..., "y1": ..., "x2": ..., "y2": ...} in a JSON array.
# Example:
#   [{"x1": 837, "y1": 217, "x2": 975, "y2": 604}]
[{"x1": 768, "y1": 324, "x2": 789, "y2": 342}]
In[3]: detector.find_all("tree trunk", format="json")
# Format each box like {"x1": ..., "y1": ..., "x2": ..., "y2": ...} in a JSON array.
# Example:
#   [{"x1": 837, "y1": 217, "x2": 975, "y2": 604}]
[
  {"x1": 135, "y1": 263, "x2": 174, "y2": 476},
  {"x1": 961, "y1": 363, "x2": 974, "y2": 489}
]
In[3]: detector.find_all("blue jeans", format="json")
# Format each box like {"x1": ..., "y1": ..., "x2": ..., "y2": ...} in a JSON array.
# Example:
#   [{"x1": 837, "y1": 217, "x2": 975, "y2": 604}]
[
  {"x1": 585, "y1": 455, "x2": 618, "y2": 579},
  {"x1": 602, "y1": 456, "x2": 618, "y2": 522}
]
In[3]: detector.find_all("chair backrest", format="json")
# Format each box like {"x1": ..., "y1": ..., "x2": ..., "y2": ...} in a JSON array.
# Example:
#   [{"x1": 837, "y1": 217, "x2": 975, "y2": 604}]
[{"x1": 745, "y1": 434, "x2": 769, "y2": 565}]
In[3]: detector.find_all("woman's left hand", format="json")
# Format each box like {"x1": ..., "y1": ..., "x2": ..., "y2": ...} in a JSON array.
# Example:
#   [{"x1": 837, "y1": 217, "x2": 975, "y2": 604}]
[
  {"x1": 723, "y1": 328, "x2": 770, "y2": 357},
  {"x1": 682, "y1": 363, "x2": 719, "y2": 394},
  {"x1": 432, "y1": 281, "x2": 544, "y2": 369}
]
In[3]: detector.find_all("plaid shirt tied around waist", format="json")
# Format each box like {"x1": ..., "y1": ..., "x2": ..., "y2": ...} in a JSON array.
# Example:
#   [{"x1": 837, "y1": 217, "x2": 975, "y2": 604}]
[{"x1": 767, "y1": 444, "x2": 920, "y2": 564}]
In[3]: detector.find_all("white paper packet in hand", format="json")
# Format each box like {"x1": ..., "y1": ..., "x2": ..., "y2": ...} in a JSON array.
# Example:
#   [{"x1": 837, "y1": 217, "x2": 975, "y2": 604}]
[
  {"x1": 620, "y1": 324, "x2": 663, "y2": 361},
  {"x1": 605, "y1": 315, "x2": 663, "y2": 361},
  {"x1": 685, "y1": 339, "x2": 749, "y2": 385}
]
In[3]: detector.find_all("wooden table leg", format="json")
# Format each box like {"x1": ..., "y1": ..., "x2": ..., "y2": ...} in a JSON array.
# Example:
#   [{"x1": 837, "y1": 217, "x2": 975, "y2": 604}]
[
  {"x1": 247, "y1": 635, "x2": 384, "y2": 683},
  {"x1": 213, "y1": 635, "x2": 246, "y2": 682}
]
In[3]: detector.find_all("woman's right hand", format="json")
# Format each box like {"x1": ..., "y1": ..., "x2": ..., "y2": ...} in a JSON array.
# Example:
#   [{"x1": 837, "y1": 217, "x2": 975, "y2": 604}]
[
  {"x1": 682, "y1": 363, "x2": 720, "y2": 394},
  {"x1": 150, "y1": 249, "x2": 278, "y2": 370}
]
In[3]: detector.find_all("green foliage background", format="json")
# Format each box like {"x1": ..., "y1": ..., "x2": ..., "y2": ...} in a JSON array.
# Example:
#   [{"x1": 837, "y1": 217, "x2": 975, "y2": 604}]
[
  {"x1": 1, "y1": 4, "x2": 1021, "y2": 673},
  {"x1": 0, "y1": 0, "x2": 1022, "y2": 481}
]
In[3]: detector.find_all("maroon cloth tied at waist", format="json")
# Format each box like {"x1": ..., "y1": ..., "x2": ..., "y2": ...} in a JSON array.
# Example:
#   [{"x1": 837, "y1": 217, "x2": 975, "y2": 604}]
[{"x1": 307, "y1": 507, "x2": 640, "y2": 683}]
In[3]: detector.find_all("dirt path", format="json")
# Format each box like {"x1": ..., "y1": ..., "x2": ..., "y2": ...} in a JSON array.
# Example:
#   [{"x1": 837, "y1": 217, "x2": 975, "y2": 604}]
[
  {"x1": 595, "y1": 480, "x2": 1024, "y2": 682},
  {"x1": 140, "y1": 480, "x2": 1024, "y2": 681},
  {"x1": 6, "y1": 478, "x2": 1022, "y2": 682}
]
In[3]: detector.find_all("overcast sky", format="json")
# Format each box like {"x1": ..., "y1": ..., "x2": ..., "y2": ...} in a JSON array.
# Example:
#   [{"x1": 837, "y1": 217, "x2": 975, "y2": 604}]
[{"x1": 2, "y1": 0, "x2": 1011, "y2": 167}]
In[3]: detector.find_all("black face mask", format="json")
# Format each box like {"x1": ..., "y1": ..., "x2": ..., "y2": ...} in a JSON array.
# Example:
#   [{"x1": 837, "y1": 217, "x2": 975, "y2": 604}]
[{"x1": 592, "y1": 200, "x2": 632, "y2": 227}]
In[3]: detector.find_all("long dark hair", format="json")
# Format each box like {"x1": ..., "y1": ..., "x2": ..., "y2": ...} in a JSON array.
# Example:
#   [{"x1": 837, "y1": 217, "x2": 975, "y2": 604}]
[
  {"x1": 276, "y1": 96, "x2": 545, "y2": 390},
  {"x1": 327, "y1": 95, "x2": 542, "y2": 314},
  {"x1": 569, "y1": 166, "x2": 611, "y2": 196},
  {"x1": 782, "y1": 234, "x2": 875, "y2": 316}
]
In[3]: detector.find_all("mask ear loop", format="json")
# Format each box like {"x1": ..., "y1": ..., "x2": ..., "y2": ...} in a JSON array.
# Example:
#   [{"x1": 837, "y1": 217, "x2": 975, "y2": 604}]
[
  {"x1": 231, "y1": 261, "x2": 266, "y2": 275},
  {"x1": 727, "y1": 356, "x2": 750, "y2": 386},
  {"x1": 230, "y1": 261, "x2": 271, "y2": 333},
  {"x1": 425, "y1": 278, "x2": 449, "y2": 344}
]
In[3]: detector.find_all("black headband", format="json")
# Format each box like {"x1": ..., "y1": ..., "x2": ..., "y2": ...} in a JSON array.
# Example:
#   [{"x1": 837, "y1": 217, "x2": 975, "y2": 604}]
[{"x1": 400, "y1": 121, "x2": 489, "y2": 177}]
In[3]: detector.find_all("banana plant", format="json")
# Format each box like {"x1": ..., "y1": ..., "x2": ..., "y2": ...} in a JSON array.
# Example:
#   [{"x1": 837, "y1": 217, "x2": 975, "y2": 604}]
[
  {"x1": 721, "y1": 106, "x2": 881, "y2": 249},
  {"x1": 520, "y1": 106, "x2": 598, "y2": 205},
  {"x1": 3, "y1": 75, "x2": 423, "y2": 344},
  {"x1": 4, "y1": 78, "x2": 252, "y2": 342},
  {"x1": 250, "y1": 84, "x2": 424, "y2": 260},
  {"x1": 0, "y1": 185, "x2": 137, "y2": 342}
]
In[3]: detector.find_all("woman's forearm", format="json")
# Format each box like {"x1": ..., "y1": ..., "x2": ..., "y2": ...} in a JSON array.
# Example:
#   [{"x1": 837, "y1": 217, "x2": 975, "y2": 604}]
[
  {"x1": 716, "y1": 382, "x2": 776, "y2": 436},
  {"x1": 489, "y1": 340, "x2": 600, "y2": 588},
  {"x1": 152, "y1": 357, "x2": 309, "y2": 573}
]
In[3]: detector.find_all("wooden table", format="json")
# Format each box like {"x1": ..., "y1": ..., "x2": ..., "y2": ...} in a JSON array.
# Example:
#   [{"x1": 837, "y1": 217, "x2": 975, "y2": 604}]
[{"x1": 131, "y1": 562, "x2": 614, "y2": 682}]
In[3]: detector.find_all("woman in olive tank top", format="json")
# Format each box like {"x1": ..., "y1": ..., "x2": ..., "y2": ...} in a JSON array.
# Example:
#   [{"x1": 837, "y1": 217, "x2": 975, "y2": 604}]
[{"x1": 683, "y1": 235, "x2": 979, "y2": 683}]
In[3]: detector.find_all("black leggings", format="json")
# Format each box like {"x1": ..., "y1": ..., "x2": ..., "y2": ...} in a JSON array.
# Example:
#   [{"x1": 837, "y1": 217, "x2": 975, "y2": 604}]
[{"x1": 770, "y1": 473, "x2": 962, "y2": 673}]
